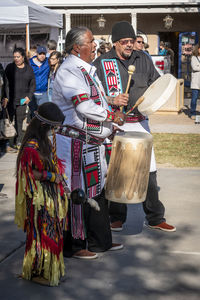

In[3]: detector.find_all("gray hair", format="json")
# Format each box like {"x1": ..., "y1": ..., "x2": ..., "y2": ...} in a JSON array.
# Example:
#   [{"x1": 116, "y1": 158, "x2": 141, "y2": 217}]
[
  {"x1": 47, "y1": 40, "x2": 57, "y2": 51},
  {"x1": 65, "y1": 27, "x2": 90, "y2": 54}
]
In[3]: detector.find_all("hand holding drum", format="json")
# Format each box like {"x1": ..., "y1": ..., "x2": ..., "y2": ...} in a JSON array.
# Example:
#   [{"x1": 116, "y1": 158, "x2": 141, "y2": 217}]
[{"x1": 113, "y1": 110, "x2": 126, "y2": 126}]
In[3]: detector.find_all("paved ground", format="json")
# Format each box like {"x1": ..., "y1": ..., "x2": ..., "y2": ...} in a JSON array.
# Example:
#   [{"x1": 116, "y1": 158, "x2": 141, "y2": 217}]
[
  {"x1": 149, "y1": 98, "x2": 200, "y2": 134},
  {"x1": 0, "y1": 99, "x2": 200, "y2": 300}
]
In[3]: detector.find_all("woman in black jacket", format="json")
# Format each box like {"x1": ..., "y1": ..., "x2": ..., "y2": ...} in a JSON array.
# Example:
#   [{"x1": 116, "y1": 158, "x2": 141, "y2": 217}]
[
  {"x1": 0, "y1": 63, "x2": 9, "y2": 106},
  {"x1": 0, "y1": 63, "x2": 9, "y2": 155},
  {"x1": 5, "y1": 48, "x2": 36, "y2": 148}
]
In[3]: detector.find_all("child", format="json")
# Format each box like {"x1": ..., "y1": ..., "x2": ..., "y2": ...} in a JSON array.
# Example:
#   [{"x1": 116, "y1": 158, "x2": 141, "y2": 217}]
[{"x1": 15, "y1": 102, "x2": 68, "y2": 286}]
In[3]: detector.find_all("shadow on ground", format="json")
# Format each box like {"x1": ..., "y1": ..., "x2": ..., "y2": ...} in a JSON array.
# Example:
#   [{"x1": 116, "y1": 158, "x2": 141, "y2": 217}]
[
  {"x1": 0, "y1": 205, "x2": 200, "y2": 300},
  {"x1": 182, "y1": 104, "x2": 200, "y2": 118}
]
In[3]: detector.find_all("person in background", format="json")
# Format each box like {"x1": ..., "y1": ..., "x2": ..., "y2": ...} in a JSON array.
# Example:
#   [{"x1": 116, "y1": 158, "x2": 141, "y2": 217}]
[
  {"x1": 190, "y1": 44, "x2": 200, "y2": 119},
  {"x1": 29, "y1": 46, "x2": 49, "y2": 115},
  {"x1": 61, "y1": 50, "x2": 69, "y2": 61},
  {"x1": 27, "y1": 46, "x2": 37, "y2": 59},
  {"x1": 105, "y1": 42, "x2": 112, "y2": 52},
  {"x1": 0, "y1": 63, "x2": 8, "y2": 106},
  {"x1": 97, "y1": 43, "x2": 106, "y2": 57},
  {"x1": 15, "y1": 102, "x2": 68, "y2": 286},
  {"x1": 5, "y1": 48, "x2": 35, "y2": 149},
  {"x1": 0, "y1": 63, "x2": 9, "y2": 155},
  {"x1": 133, "y1": 36, "x2": 152, "y2": 59},
  {"x1": 97, "y1": 48, "x2": 103, "y2": 57},
  {"x1": 133, "y1": 35, "x2": 145, "y2": 51},
  {"x1": 159, "y1": 41, "x2": 167, "y2": 55},
  {"x1": 48, "y1": 51, "x2": 63, "y2": 101},
  {"x1": 46, "y1": 40, "x2": 57, "y2": 58},
  {"x1": 165, "y1": 42, "x2": 175, "y2": 75}
]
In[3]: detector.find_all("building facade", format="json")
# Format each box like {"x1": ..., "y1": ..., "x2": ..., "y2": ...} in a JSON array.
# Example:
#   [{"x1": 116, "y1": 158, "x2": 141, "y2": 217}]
[{"x1": 32, "y1": 0, "x2": 200, "y2": 80}]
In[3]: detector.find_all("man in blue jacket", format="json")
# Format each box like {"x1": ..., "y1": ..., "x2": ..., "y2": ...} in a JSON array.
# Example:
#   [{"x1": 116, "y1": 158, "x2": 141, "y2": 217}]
[{"x1": 29, "y1": 46, "x2": 49, "y2": 112}]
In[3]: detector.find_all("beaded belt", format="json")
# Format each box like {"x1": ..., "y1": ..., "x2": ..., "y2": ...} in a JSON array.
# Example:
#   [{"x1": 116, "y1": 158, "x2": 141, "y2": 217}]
[
  {"x1": 56, "y1": 125, "x2": 105, "y2": 146},
  {"x1": 126, "y1": 114, "x2": 146, "y2": 123}
]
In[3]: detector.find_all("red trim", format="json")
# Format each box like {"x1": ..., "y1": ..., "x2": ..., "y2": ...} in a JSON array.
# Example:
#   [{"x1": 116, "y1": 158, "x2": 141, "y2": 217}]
[
  {"x1": 106, "y1": 110, "x2": 115, "y2": 121},
  {"x1": 41, "y1": 234, "x2": 63, "y2": 259}
]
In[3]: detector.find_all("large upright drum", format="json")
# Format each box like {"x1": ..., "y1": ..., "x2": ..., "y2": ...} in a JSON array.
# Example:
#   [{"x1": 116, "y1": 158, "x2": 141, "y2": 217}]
[{"x1": 105, "y1": 131, "x2": 153, "y2": 204}]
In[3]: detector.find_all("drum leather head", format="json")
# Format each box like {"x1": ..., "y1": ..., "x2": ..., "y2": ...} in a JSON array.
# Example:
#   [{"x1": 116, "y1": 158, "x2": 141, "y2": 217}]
[{"x1": 138, "y1": 74, "x2": 177, "y2": 116}]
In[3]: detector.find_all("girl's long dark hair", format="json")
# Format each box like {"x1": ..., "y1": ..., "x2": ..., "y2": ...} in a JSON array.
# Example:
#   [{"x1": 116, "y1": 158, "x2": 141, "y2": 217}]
[{"x1": 16, "y1": 117, "x2": 55, "y2": 172}]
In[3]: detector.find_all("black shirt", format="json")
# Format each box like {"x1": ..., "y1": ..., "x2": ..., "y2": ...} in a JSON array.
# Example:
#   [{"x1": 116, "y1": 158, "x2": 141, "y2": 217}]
[
  {"x1": 94, "y1": 47, "x2": 160, "y2": 111},
  {"x1": 0, "y1": 63, "x2": 9, "y2": 101},
  {"x1": 5, "y1": 62, "x2": 36, "y2": 107}
]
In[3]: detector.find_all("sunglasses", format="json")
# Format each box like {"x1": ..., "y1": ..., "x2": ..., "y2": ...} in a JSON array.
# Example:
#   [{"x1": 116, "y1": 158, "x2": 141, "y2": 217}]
[
  {"x1": 118, "y1": 39, "x2": 135, "y2": 45},
  {"x1": 137, "y1": 41, "x2": 144, "y2": 44}
]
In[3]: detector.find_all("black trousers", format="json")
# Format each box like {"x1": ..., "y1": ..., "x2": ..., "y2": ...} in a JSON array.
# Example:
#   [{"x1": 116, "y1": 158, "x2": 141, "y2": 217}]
[
  {"x1": 109, "y1": 171, "x2": 166, "y2": 226},
  {"x1": 8, "y1": 105, "x2": 27, "y2": 146},
  {"x1": 14, "y1": 105, "x2": 27, "y2": 145},
  {"x1": 28, "y1": 97, "x2": 38, "y2": 120},
  {"x1": 63, "y1": 189, "x2": 112, "y2": 256}
]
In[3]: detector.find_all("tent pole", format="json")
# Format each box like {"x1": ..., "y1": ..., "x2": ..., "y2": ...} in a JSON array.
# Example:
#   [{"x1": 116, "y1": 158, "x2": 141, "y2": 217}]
[{"x1": 26, "y1": 24, "x2": 30, "y2": 56}]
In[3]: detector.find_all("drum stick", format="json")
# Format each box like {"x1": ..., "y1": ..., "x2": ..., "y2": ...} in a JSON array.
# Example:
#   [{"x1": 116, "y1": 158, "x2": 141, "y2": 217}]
[
  {"x1": 120, "y1": 65, "x2": 135, "y2": 112},
  {"x1": 125, "y1": 96, "x2": 145, "y2": 115}
]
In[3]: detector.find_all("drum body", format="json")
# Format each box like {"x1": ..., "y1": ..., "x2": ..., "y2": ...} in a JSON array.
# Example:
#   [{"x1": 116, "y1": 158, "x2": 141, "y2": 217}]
[
  {"x1": 138, "y1": 73, "x2": 177, "y2": 116},
  {"x1": 105, "y1": 131, "x2": 153, "y2": 204}
]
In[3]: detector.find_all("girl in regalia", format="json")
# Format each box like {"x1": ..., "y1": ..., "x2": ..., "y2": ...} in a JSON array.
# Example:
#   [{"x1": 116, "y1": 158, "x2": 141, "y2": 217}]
[{"x1": 15, "y1": 102, "x2": 68, "y2": 286}]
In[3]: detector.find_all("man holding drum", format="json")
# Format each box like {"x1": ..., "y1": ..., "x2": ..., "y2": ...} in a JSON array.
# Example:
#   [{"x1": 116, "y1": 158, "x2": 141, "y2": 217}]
[
  {"x1": 52, "y1": 26, "x2": 126, "y2": 259},
  {"x1": 94, "y1": 21, "x2": 176, "y2": 233}
]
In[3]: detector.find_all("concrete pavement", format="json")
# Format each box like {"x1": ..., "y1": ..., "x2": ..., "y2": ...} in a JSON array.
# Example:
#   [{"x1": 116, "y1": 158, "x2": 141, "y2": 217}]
[
  {"x1": 149, "y1": 98, "x2": 200, "y2": 134},
  {"x1": 0, "y1": 104, "x2": 200, "y2": 299}
]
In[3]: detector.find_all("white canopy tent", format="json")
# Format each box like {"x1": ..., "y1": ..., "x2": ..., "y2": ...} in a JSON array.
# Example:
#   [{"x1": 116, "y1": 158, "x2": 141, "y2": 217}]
[{"x1": 0, "y1": 0, "x2": 63, "y2": 53}]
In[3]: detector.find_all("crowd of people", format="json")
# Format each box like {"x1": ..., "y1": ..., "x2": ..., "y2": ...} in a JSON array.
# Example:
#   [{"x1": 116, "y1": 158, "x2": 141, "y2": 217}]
[
  {"x1": 1, "y1": 33, "x2": 198, "y2": 158},
  {"x1": 0, "y1": 40, "x2": 64, "y2": 155},
  {"x1": 2, "y1": 21, "x2": 199, "y2": 287}
]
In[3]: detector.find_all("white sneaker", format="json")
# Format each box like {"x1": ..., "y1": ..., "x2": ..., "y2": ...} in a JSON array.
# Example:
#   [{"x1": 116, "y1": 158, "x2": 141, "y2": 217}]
[
  {"x1": 110, "y1": 221, "x2": 123, "y2": 232},
  {"x1": 109, "y1": 243, "x2": 124, "y2": 251}
]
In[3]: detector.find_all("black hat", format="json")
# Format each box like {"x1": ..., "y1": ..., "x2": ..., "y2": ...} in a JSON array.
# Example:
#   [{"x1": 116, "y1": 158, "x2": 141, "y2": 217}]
[
  {"x1": 35, "y1": 102, "x2": 65, "y2": 126},
  {"x1": 112, "y1": 21, "x2": 136, "y2": 43}
]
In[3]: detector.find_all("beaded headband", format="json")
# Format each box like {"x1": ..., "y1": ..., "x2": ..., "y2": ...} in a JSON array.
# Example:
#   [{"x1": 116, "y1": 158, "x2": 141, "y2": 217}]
[{"x1": 34, "y1": 111, "x2": 63, "y2": 126}]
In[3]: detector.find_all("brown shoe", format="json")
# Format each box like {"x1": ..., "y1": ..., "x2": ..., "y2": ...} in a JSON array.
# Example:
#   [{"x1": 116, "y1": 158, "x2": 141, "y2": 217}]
[
  {"x1": 73, "y1": 249, "x2": 98, "y2": 259},
  {"x1": 31, "y1": 276, "x2": 50, "y2": 286},
  {"x1": 109, "y1": 243, "x2": 124, "y2": 251},
  {"x1": 148, "y1": 222, "x2": 176, "y2": 232},
  {"x1": 110, "y1": 221, "x2": 123, "y2": 232}
]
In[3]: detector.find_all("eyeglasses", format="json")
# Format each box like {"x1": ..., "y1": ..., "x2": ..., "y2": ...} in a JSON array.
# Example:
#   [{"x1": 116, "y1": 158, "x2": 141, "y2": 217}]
[
  {"x1": 118, "y1": 39, "x2": 135, "y2": 45},
  {"x1": 137, "y1": 41, "x2": 144, "y2": 44}
]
